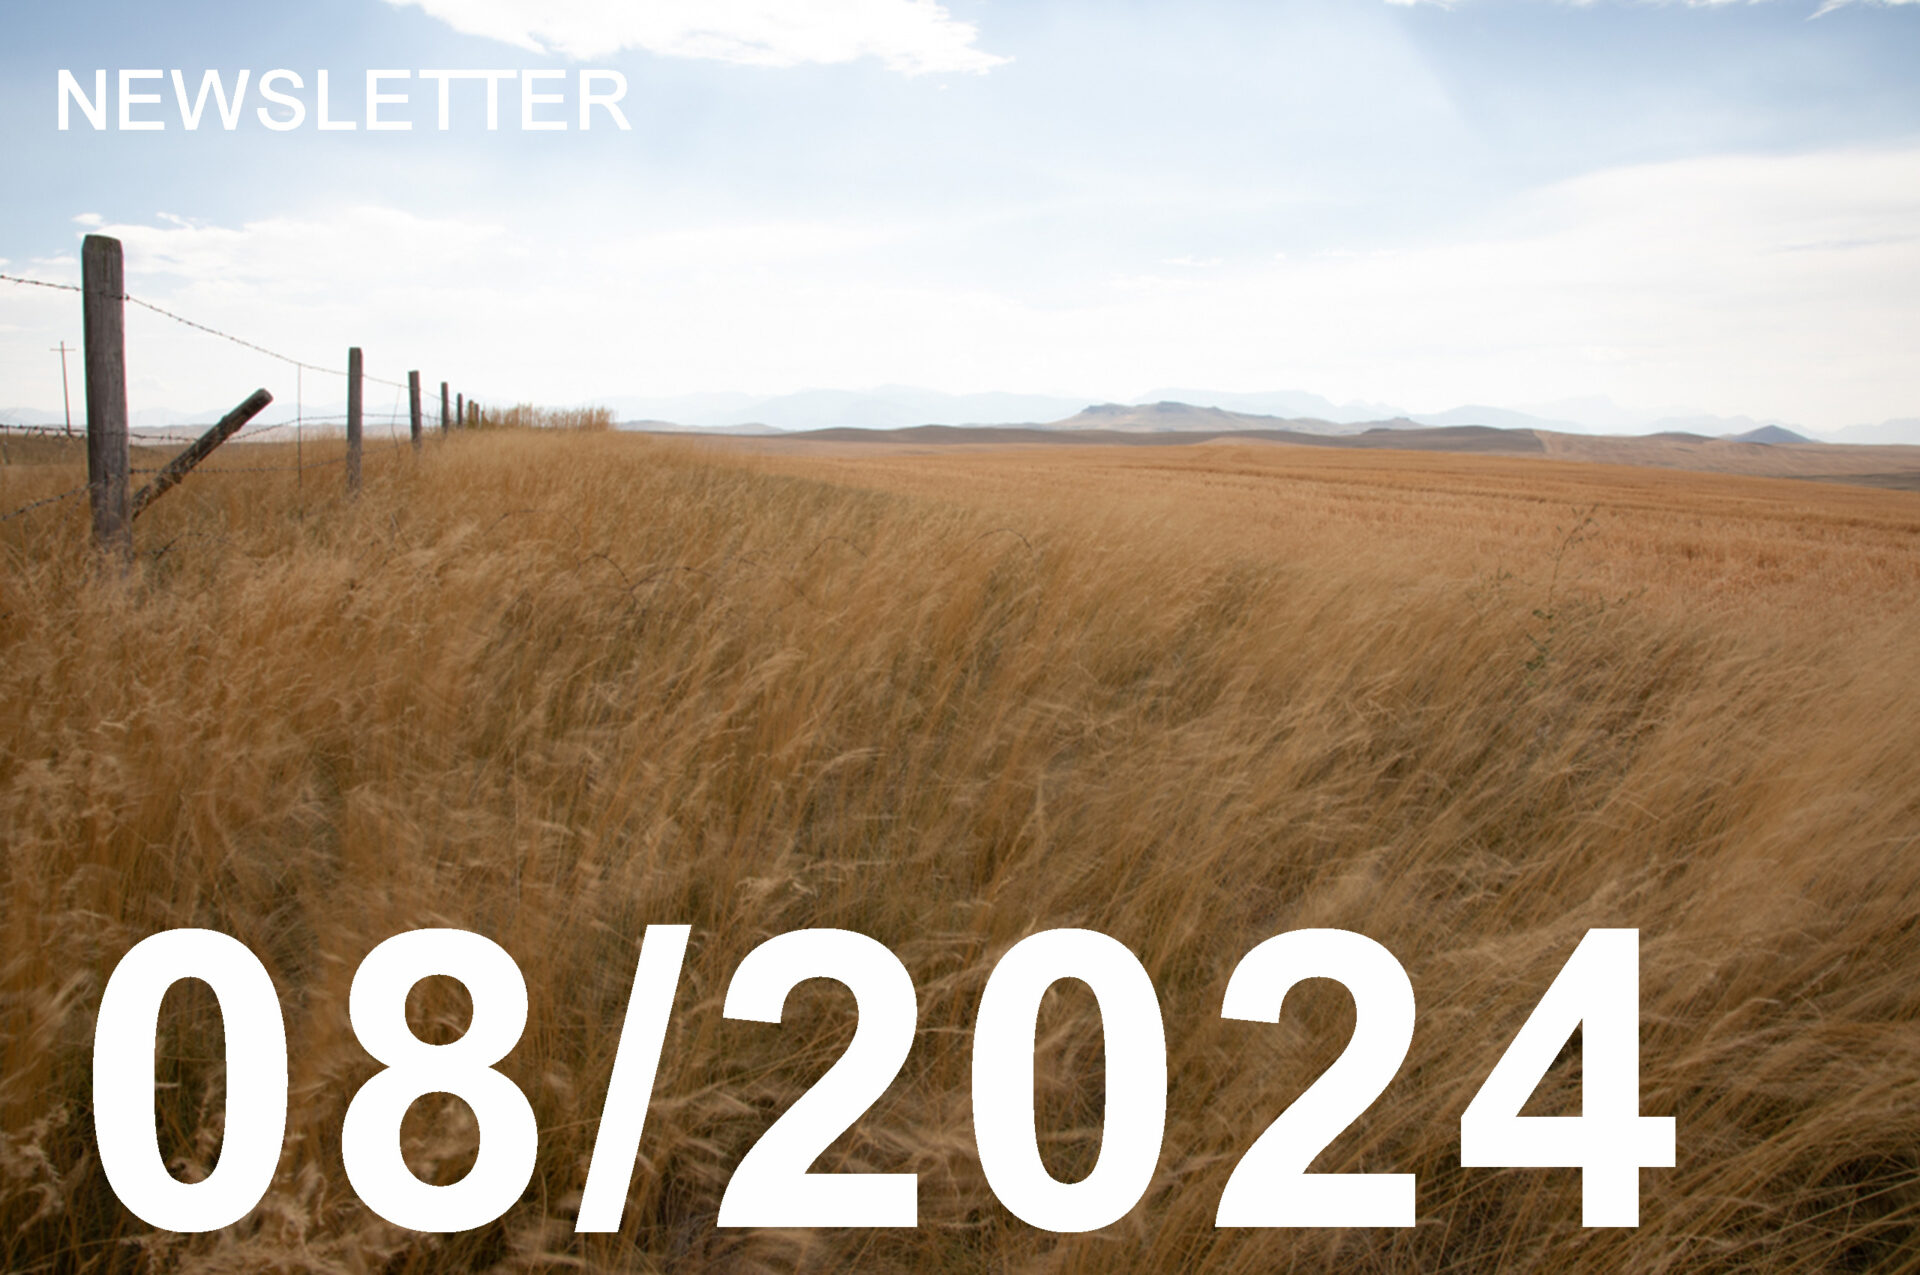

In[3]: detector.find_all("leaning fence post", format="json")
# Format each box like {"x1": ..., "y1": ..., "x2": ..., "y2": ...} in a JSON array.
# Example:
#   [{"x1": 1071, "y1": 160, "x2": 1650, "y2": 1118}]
[
  {"x1": 408, "y1": 371, "x2": 423, "y2": 453},
  {"x1": 82, "y1": 234, "x2": 130, "y2": 557},
  {"x1": 129, "y1": 388, "x2": 272, "y2": 520},
  {"x1": 346, "y1": 347, "x2": 363, "y2": 496}
]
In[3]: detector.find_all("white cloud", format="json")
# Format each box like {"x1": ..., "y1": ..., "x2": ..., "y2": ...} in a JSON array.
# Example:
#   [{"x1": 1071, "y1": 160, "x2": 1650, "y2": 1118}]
[
  {"x1": 1386, "y1": 0, "x2": 1920, "y2": 7},
  {"x1": 1814, "y1": 0, "x2": 1920, "y2": 14},
  {"x1": 385, "y1": 0, "x2": 1007, "y2": 74}
]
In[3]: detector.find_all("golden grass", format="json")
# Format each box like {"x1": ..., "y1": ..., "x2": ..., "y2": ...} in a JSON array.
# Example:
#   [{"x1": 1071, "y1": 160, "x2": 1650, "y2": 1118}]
[
  {"x1": 472, "y1": 404, "x2": 615, "y2": 433},
  {"x1": 1, "y1": 432, "x2": 1917, "y2": 1272}
]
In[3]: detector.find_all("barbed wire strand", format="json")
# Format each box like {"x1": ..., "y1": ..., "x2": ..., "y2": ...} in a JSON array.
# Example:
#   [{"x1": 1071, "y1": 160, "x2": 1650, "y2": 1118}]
[
  {"x1": 124, "y1": 295, "x2": 410, "y2": 391},
  {"x1": 0, "y1": 273, "x2": 80, "y2": 294},
  {"x1": 132, "y1": 456, "x2": 349, "y2": 476},
  {"x1": 0, "y1": 485, "x2": 88, "y2": 524},
  {"x1": 3, "y1": 273, "x2": 415, "y2": 391}
]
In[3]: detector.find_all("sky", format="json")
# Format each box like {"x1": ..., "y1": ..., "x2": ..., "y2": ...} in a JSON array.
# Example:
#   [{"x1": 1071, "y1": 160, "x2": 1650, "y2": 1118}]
[{"x1": 1, "y1": 0, "x2": 1917, "y2": 432}]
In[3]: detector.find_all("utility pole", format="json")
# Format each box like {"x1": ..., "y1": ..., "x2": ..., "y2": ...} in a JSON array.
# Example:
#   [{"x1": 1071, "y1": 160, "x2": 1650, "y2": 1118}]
[{"x1": 52, "y1": 341, "x2": 74, "y2": 437}]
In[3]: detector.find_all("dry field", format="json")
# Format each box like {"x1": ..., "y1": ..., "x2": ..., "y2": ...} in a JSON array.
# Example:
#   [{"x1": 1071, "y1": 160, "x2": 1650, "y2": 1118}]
[{"x1": 1, "y1": 431, "x2": 1917, "y2": 1273}]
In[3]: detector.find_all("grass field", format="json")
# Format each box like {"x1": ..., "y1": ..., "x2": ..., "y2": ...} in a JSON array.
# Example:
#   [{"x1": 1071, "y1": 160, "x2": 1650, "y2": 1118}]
[{"x1": 2, "y1": 430, "x2": 1917, "y2": 1272}]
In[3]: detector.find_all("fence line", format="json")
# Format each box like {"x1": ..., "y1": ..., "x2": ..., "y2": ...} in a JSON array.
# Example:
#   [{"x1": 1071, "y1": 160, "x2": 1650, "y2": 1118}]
[{"x1": 4, "y1": 237, "x2": 477, "y2": 544}]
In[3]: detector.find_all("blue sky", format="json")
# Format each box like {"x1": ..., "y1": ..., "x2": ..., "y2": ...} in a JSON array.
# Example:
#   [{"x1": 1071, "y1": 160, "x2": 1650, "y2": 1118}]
[{"x1": 2, "y1": 0, "x2": 1917, "y2": 430}]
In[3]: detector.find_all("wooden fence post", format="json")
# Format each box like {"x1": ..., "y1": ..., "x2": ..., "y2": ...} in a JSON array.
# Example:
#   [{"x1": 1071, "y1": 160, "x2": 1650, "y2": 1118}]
[
  {"x1": 440, "y1": 381, "x2": 450, "y2": 434},
  {"x1": 409, "y1": 371, "x2": 423, "y2": 452},
  {"x1": 347, "y1": 347, "x2": 363, "y2": 495},
  {"x1": 129, "y1": 388, "x2": 273, "y2": 520},
  {"x1": 82, "y1": 234, "x2": 129, "y2": 556},
  {"x1": 456, "y1": 392, "x2": 464, "y2": 432}
]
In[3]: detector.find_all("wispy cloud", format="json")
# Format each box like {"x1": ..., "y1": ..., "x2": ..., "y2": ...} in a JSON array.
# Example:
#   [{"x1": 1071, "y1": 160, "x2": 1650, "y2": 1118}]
[
  {"x1": 1382, "y1": 1, "x2": 1772, "y2": 8},
  {"x1": 383, "y1": 0, "x2": 1007, "y2": 74},
  {"x1": 1812, "y1": 0, "x2": 1920, "y2": 15},
  {"x1": 1386, "y1": 0, "x2": 1920, "y2": 9}
]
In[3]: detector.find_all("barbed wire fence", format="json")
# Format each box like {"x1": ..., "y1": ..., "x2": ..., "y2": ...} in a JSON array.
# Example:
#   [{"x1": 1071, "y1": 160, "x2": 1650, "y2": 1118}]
[{"x1": 0, "y1": 235, "x2": 479, "y2": 548}]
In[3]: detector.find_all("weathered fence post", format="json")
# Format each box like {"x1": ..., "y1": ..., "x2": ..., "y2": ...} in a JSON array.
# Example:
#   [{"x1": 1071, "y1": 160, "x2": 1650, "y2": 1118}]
[
  {"x1": 456, "y1": 392, "x2": 464, "y2": 432},
  {"x1": 408, "y1": 371, "x2": 423, "y2": 452},
  {"x1": 129, "y1": 388, "x2": 273, "y2": 520},
  {"x1": 346, "y1": 347, "x2": 363, "y2": 496},
  {"x1": 440, "y1": 381, "x2": 450, "y2": 434},
  {"x1": 82, "y1": 234, "x2": 130, "y2": 556}
]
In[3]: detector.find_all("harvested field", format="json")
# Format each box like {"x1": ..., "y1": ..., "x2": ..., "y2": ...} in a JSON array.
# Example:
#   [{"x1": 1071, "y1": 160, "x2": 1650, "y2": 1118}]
[{"x1": 1, "y1": 431, "x2": 1916, "y2": 1272}]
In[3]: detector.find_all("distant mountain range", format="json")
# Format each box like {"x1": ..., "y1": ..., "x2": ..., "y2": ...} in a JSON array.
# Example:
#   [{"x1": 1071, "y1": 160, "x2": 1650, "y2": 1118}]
[
  {"x1": 1724, "y1": 425, "x2": 1814, "y2": 445},
  {"x1": 610, "y1": 387, "x2": 1913, "y2": 444},
  {"x1": 1130, "y1": 388, "x2": 1403, "y2": 424},
  {"x1": 1822, "y1": 418, "x2": 1920, "y2": 446},
  {"x1": 5, "y1": 387, "x2": 1912, "y2": 445},
  {"x1": 1049, "y1": 402, "x2": 1419, "y2": 435},
  {"x1": 1040, "y1": 404, "x2": 1821, "y2": 443},
  {"x1": 778, "y1": 422, "x2": 1545, "y2": 455}
]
